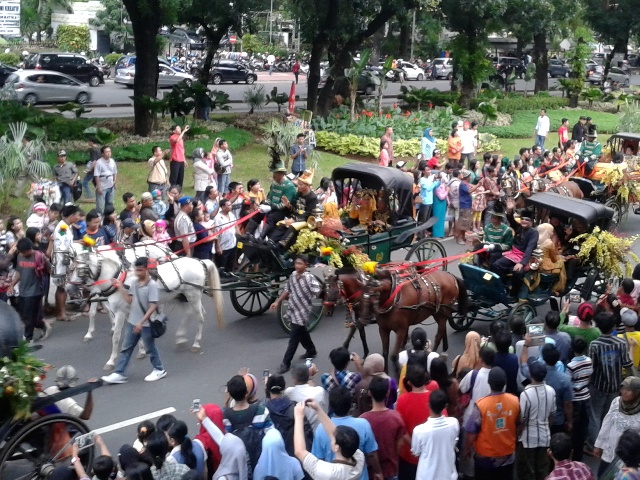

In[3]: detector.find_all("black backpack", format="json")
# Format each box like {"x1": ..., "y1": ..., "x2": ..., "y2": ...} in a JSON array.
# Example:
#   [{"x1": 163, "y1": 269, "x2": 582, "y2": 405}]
[
  {"x1": 266, "y1": 398, "x2": 314, "y2": 456},
  {"x1": 223, "y1": 403, "x2": 264, "y2": 479}
]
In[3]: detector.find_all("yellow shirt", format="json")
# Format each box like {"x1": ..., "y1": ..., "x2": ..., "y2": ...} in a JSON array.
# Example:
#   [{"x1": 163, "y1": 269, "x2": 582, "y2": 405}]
[{"x1": 618, "y1": 330, "x2": 640, "y2": 367}]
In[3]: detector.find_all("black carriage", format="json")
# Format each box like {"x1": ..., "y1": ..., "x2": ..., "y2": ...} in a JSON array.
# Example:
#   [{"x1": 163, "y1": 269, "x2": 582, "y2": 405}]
[{"x1": 450, "y1": 192, "x2": 614, "y2": 331}]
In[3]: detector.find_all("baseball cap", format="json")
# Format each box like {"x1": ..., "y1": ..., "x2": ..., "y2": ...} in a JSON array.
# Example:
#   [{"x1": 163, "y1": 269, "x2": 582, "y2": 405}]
[
  {"x1": 527, "y1": 357, "x2": 547, "y2": 382},
  {"x1": 141, "y1": 192, "x2": 153, "y2": 202},
  {"x1": 177, "y1": 196, "x2": 193, "y2": 206},
  {"x1": 57, "y1": 150, "x2": 66, "y2": 156},
  {"x1": 621, "y1": 307, "x2": 639, "y2": 327},
  {"x1": 55, "y1": 365, "x2": 79, "y2": 389},
  {"x1": 121, "y1": 218, "x2": 138, "y2": 229}
]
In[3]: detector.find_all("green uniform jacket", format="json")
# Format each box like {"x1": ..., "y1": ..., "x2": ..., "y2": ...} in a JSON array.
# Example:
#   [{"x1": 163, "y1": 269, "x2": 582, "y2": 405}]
[
  {"x1": 267, "y1": 178, "x2": 297, "y2": 210},
  {"x1": 580, "y1": 140, "x2": 602, "y2": 158},
  {"x1": 483, "y1": 222, "x2": 514, "y2": 251}
]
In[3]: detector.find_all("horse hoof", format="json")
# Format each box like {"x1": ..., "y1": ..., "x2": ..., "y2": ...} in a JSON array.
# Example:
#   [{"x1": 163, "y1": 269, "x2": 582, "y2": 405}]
[
  {"x1": 103, "y1": 363, "x2": 114, "y2": 371},
  {"x1": 136, "y1": 352, "x2": 147, "y2": 359},
  {"x1": 190, "y1": 346, "x2": 201, "y2": 353},
  {"x1": 83, "y1": 335, "x2": 92, "y2": 343}
]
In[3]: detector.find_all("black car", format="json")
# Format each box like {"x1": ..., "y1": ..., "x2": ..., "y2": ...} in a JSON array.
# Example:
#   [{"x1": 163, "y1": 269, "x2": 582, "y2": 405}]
[
  {"x1": 209, "y1": 60, "x2": 257, "y2": 85},
  {"x1": 24, "y1": 53, "x2": 104, "y2": 87},
  {"x1": 548, "y1": 59, "x2": 570, "y2": 78},
  {"x1": 494, "y1": 56, "x2": 526, "y2": 78},
  {"x1": 0, "y1": 63, "x2": 17, "y2": 85}
]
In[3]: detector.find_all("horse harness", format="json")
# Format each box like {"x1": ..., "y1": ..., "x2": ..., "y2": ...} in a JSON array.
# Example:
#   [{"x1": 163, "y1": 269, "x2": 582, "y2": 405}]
[{"x1": 376, "y1": 269, "x2": 445, "y2": 315}]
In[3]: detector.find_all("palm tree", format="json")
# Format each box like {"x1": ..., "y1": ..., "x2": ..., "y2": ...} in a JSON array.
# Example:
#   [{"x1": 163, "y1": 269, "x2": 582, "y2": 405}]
[
  {"x1": 344, "y1": 49, "x2": 371, "y2": 122},
  {"x1": 0, "y1": 123, "x2": 50, "y2": 211}
]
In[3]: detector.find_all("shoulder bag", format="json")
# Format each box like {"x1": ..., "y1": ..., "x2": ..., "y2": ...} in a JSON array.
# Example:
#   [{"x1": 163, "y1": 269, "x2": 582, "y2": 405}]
[{"x1": 136, "y1": 291, "x2": 167, "y2": 338}]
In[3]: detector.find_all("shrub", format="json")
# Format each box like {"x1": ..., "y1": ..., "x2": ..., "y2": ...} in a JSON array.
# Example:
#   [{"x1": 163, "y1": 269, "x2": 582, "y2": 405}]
[
  {"x1": 470, "y1": 94, "x2": 569, "y2": 114},
  {"x1": 104, "y1": 53, "x2": 122, "y2": 66},
  {"x1": 56, "y1": 25, "x2": 91, "y2": 53},
  {"x1": 398, "y1": 87, "x2": 460, "y2": 108},
  {"x1": 0, "y1": 52, "x2": 21, "y2": 66}
]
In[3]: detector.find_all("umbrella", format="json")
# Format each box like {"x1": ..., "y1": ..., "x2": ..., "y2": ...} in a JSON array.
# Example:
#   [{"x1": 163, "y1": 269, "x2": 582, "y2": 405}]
[{"x1": 288, "y1": 80, "x2": 295, "y2": 115}]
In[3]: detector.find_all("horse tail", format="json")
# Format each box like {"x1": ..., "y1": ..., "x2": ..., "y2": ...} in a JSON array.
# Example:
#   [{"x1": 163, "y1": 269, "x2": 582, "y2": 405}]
[
  {"x1": 455, "y1": 275, "x2": 469, "y2": 316},
  {"x1": 207, "y1": 261, "x2": 225, "y2": 329}
]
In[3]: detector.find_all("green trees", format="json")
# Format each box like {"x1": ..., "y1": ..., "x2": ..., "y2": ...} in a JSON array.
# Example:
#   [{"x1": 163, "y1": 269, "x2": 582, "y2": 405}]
[
  {"x1": 56, "y1": 25, "x2": 90, "y2": 52},
  {"x1": 345, "y1": 50, "x2": 371, "y2": 122},
  {"x1": 90, "y1": 0, "x2": 133, "y2": 51}
]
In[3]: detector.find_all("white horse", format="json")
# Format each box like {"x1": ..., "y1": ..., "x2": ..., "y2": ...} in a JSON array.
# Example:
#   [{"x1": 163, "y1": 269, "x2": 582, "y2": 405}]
[{"x1": 69, "y1": 247, "x2": 224, "y2": 370}]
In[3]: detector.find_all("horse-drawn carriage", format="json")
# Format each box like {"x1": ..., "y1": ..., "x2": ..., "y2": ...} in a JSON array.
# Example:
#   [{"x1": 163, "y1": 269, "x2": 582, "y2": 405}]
[{"x1": 450, "y1": 192, "x2": 614, "y2": 332}]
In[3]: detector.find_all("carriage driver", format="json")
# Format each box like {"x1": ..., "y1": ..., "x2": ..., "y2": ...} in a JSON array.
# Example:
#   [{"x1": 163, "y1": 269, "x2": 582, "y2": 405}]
[
  {"x1": 490, "y1": 208, "x2": 539, "y2": 298},
  {"x1": 52, "y1": 205, "x2": 81, "y2": 322},
  {"x1": 475, "y1": 204, "x2": 513, "y2": 266},
  {"x1": 245, "y1": 163, "x2": 297, "y2": 240}
]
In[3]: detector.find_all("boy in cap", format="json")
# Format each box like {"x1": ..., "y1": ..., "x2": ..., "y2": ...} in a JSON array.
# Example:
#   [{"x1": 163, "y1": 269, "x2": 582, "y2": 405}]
[
  {"x1": 117, "y1": 218, "x2": 140, "y2": 245},
  {"x1": 43, "y1": 365, "x2": 99, "y2": 420},
  {"x1": 173, "y1": 196, "x2": 195, "y2": 256},
  {"x1": 54, "y1": 150, "x2": 78, "y2": 205}
]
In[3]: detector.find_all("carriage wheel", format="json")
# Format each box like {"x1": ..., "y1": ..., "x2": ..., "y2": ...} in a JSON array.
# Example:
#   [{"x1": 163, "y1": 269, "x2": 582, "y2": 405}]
[
  {"x1": 508, "y1": 302, "x2": 537, "y2": 326},
  {"x1": 230, "y1": 288, "x2": 274, "y2": 317},
  {"x1": 404, "y1": 238, "x2": 447, "y2": 271},
  {"x1": 605, "y1": 198, "x2": 624, "y2": 230},
  {"x1": 277, "y1": 275, "x2": 325, "y2": 334},
  {"x1": 448, "y1": 309, "x2": 476, "y2": 331},
  {"x1": 0, "y1": 414, "x2": 93, "y2": 480}
]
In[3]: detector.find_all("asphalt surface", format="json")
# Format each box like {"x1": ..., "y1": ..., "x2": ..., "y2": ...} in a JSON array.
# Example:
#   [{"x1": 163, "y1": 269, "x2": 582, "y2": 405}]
[{"x1": 32, "y1": 207, "x2": 640, "y2": 457}]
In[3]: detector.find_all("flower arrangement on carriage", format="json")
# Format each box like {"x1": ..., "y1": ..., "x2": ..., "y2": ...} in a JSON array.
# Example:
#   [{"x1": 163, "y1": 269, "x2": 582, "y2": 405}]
[
  {"x1": 599, "y1": 165, "x2": 640, "y2": 203},
  {"x1": 288, "y1": 230, "x2": 372, "y2": 269},
  {"x1": 572, "y1": 227, "x2": 639, "y2": 279}
]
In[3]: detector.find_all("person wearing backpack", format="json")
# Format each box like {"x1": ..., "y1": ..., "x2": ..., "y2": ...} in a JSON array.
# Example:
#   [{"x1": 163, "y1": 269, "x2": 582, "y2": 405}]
[
  {"x1": 264, "y1": 375, "x2": 314, "y2": 457},
  {"x1": 8, "y1": 237, "x2": 51, "y2": 342},
  {"x1": 223, "y1": 375, "x2": 273, "y2": 478}
]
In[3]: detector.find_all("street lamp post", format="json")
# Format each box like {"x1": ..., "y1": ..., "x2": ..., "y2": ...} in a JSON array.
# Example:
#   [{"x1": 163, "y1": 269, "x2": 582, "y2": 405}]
[{"x1": 410, "y1": 9, "x2": 416, "y2": 61}]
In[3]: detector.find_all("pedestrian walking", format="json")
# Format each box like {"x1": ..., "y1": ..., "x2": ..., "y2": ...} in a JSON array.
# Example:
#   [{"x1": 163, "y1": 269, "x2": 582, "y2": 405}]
[
  {"x1": 101, "y1": 257, "x2": 167, "y2": 384},
  {"x1": 534, "y1": 109, "x2": 550, "y2": 150},
  {"x1": 272, "y1": 254, "x2": 321, "y2": 374},
  {"x1": 292, "y1": 59, "x2": 301, "y2": 84}
]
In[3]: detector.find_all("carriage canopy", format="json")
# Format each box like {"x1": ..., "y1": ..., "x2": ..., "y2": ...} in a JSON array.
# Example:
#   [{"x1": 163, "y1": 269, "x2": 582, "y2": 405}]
[{"x1": 525, "y1": 192, "x2": 614, "y2": 229}]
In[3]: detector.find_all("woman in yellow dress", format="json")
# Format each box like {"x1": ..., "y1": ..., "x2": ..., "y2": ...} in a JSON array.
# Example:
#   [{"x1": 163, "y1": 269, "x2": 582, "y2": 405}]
[{"x1": 537, "y1": 223, "x2": 566, "y2": 295}]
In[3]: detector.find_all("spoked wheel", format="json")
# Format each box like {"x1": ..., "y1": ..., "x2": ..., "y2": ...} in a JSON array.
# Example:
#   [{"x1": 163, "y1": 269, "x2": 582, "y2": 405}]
[
  {"x1": 230, "y1": 288, "x2": 274, "y2": 317},
  {"x1": 277, "y1": 275, "x2": 325, "y2": 334},
  {"x1": 405, "y1": 238, "x2": 447, "y2": 271},
  {"x1": 508, "y1": 302, "x2": 537, "y2": 326},
  {"x1": 605, "y1": 198, "x2": 624, "y2": 230},
  {"x1": 0, "y1": 414, "x2": 93, "y2": 480},
  {"x1": 448, "y1": 308, "x2": 476, "y2": 331}
]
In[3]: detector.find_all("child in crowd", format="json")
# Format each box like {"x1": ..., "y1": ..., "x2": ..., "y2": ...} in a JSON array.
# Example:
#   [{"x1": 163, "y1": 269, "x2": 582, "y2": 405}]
[
  {"x1": 133, "y1": 420, "x2": 156, "y2": 452},
  {"x1": 26, "y1": 202, "x2": 48, "y2": 229},
  {"x1": 618, "y1": 278, "x2": 638, "y2": 307},
  {"x1": 566, "y1": 336, "x2": 593, "y2": 462},
  {"x1": 153, "y1": 219, "x2": 171, "y2": 245},
  {"x1": 72, "y1": 209, "x2": 86, "y2": 240}
]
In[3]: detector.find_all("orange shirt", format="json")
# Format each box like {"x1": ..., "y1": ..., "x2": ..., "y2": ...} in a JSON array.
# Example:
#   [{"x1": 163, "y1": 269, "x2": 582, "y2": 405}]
[
  {"x1": 474, "y1": 393, "x2": 520, "y2": 458},
  {"x1": 447, "y1": 137, "x2": 462, "y2": 161}
]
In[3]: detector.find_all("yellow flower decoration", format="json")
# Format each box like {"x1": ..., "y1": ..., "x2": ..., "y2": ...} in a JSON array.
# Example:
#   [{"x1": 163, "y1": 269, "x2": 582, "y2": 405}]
[
  {"x1": 59, "y1": 223, "x2": 68, "y2": 230},
  {"x1": 82, "y1": 235, "x2": 96, "y2": 247},
  {"x1": 320, "y1": 246, "x2": 333, "y2": 256},
  {"x1": 363, "y1": 261, "x2": 378, "y2": 276}
]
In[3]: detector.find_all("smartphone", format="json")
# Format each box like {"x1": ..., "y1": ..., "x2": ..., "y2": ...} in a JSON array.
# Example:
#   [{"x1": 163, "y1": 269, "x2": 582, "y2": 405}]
[
  {"x1": 527, "y1": 323, "x2": 545, "y2": 346},
  {"x1": 263, "y1": 369, "x2": 270, "y2": 379},
  {"x1": 75, "y1": 432, "x2": 95, "y2": 450},
  {"x1": 305, "y1": 358, "x2": 312, "y2": 368},
  {"x1": 191, "y1": 399, "x2": 201, "y2": 412}
]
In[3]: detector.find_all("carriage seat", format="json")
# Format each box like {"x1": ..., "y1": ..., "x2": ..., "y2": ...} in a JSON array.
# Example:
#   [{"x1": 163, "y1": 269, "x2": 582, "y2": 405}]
[{"x1": 459, "y1": 263, "x2": 509, "y2": 304}]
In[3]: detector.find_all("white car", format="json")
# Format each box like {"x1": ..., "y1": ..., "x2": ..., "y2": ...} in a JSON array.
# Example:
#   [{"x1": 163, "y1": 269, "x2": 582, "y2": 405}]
[
  {"x1": 115, "y1": 65, "x2": 194, "y2": 89},
  {"x1": 385, "y1": 61, "x2": 425, "y2": 81}
]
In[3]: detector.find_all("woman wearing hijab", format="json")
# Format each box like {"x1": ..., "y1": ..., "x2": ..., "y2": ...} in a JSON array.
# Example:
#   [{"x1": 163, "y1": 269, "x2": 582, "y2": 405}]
[
  {"x1": 254, "y1": 429, "x2": 304, "y2": 480},
  {"x1": 536, "y1": 223, "x2": 566, "y2": 294},
  {"x1": 452, "y1": 331, "x2": 482, "y2": 375},
  {"x1": 353, "y1": 353, "x2": 398, "y2": 415},
  {"x1": 421, "y1": 128, "x2": 436, "y2": 161},
  {"x1": 595, "y1": 377, "x2": 640, "y2": 476},
  {"x1": 194, "y1": 406, "x2": 248, "y2": 480},
  {"x1": 194, "y1": 404, "x2": 225, "y2": 476}
]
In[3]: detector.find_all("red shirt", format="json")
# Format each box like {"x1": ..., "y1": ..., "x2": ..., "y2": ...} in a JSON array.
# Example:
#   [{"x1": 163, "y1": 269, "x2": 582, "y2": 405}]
[
  {"x1": 360, "y1": 409, "x2": 407, "y2": 477},
  {"x1": 427, "y1": 156, "x2": 439, "y2": 169},
  {"x1": 558, "y1": 126, "x2": 569, "y2": 145},
  {"x1": 396, "y1": 381, "x2": 444, "y2": 464},
  {"x1": 170, "y1": 133, "x2": 185, "y2": 162}
]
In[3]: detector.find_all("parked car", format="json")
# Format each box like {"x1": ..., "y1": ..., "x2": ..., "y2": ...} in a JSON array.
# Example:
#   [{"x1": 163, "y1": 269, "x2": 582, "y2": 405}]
[
  {"x1": 607, "y1": 66, "x2": 630, "y2": 87},
  {"x1": 586, "y1": 62, "x2": 604, "y2": 84},
  {"x1": 114, "y1": 55, "x2": 173, "y2": 75},
  {"x1": 548, "y1": 59, "x2": 570, "y2": 78},
  {"x1": 209, "y1": 60, "x2": 257, "y2": 85},
  {"x1": 494, "y1": 56, "x2": 526, "y2": 78},
  {"x1": 114, "y1": 65, "x2": 194, "y2": 89},
  {"x1": 24, "y1": 53, "x2": 104, "y2": 87},
  {"x1": 5, "y1": 70, "x2": 91, "y2": 105},
  {"x1": 430, "y1": 57, "x2": 454, "y2": 80},
  {"x1": 0, "y1": 63, "x2": 17, "y2": 85}
]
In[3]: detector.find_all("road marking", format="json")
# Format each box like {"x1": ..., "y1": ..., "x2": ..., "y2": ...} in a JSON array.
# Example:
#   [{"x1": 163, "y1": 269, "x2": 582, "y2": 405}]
[{"x1": 91, "y1": 407, "x2": 177, "y2": 435}]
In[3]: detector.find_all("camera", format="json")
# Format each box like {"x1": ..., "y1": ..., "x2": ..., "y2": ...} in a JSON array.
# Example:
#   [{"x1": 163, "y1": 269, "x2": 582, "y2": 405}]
[
  {"x1": 75, "y1": 432, "x2": 95, "y2": 450},
  {"x1": 191, "y1": 399, "x2": 201, "y2": 412}
]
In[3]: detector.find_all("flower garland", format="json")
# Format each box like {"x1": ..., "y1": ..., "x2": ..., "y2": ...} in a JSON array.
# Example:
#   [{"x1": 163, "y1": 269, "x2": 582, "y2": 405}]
[
  {"x1": 1, "y1": 342, "x2": 50, "y2": 420},
  {"x1": 572, "y1": 227, "x2": 639, "y2": 279},
  {"x1": 289, "y1": 230, "x2": 371, "y2": 269}
]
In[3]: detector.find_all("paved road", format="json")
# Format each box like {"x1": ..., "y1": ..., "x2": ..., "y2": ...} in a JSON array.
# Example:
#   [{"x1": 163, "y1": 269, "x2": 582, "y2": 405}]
[{"x1": 34, "y1": 210, "x2": 640, "y2": 456}]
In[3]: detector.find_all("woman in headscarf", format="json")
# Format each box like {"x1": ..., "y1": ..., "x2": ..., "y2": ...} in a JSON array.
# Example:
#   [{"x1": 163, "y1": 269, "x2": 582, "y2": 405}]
[
  {"x1": 140, "y1": 220, "x2": 155, "y2": 240},
  {"x1": 194, "y1": 404, "x2": 225, "y2": 476},
  {"x1": 421, "y1": 128, "x2": 436, "y2": 162},
  {"x1": 321, "y1": 202, "x2": 343, "y2": 231},
  {"x1": 451, "y1": 331, "x2": 482, "y2": 375},
  {"x1": 594, "y1": 376, "x2": 640, "y2": 476},
  {"x1": 194, "y1": 406, "x2": 248, "y2": 480},
  {"x1": 536, "y1": 223, "x2": 566, "y2": 294},
  {"x1": 353, "y1": 353, "x2": 398, "y2": 415},
  {"x1": 254, "y1": 429, "x2": 304, "y2": 480}
]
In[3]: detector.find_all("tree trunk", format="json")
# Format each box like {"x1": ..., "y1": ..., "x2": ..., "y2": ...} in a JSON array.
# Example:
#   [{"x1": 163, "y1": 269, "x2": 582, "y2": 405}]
[
  {"x1": 317, "y1": 47, "x2": 352, "y2": 117},
  {"x1": 306, "y1": 39, "x2": 324, "y2": 114},
  {"x1": 123, "y1": 0, "x2": 161, "y2": 136},
  {"x1": 371, "y1": 27, "x2": 384, "y2": 67},
  {"x1": 397, "y1": 15, "x2": 411, "y2": 59},
  {"x1": 603, "y1": 36, "x2": 628, "y2": 80},
  {"x1": 201, "y1": 24, "x2": 232, "y2": 87},
  {"x1": 533, "y1": 32, "x2": 548, "y2": 93},
  {"x1": 515, "y1": 36, "x2": 525, "y2": 59}
]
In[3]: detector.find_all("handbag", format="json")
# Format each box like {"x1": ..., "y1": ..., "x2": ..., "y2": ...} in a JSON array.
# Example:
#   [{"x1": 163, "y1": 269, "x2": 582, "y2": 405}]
[
  {"x1": 136, "y1": 294, "x2": 167, "y2": 339},
  {"x1": 72, "y1": 182, "x2": 83, "y2": 201}
]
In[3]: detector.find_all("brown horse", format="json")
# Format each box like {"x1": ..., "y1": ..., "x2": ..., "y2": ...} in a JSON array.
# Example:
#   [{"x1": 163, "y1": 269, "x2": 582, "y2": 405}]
[
  {"x1": 325, "y1": 267, "x2": 468, "y2": 373},
  {"x1": 531, "y1": 177, "x2": 584, "y2": 199}
]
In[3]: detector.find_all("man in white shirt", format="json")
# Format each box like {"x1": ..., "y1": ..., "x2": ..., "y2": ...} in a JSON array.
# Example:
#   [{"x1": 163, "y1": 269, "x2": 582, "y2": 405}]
[
  {"x1": 43, "y1": 365, "x2": 97, "y2": 420},
  {"x1": 534, "y1": 109, "x2": 550, "y2": 151},
  {"x1": 173, "y1": 196, "x2": 196, "y2": 256},
  {"x1": 460, "y1": 121, "x2": 476, "y2": 167},
  {"x1": 285, "y1": 363, "x2": 328, "y2": 431},
  {"x1": 53, "y1": 205, "x2": 80, "y2": 322},
  {"x1": 93, "y1": 146, "x2": 118, "y2": 214},
  {"x1": 267, "y1": 53, "x2": 276, "y2": 75},
  {"x1": 214, "y1": 198, "x2": 238, "y2": 274},
  {"x1": 459, "y1": 346, "x2": 497, "y2": 423}
]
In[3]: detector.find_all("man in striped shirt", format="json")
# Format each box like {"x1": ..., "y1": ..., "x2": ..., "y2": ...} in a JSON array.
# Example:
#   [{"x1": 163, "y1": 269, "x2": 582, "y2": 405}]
[
  {"x1": 273, "y1": 254, "x2": 322, "y2": 374},
  {"x1": 566, "y1": 337, "x2": 593, "y2": 462},
  {"x1": 587, "y1": 311, "x2": 632, "y2": 450},
  {"x1": 516, "y1": 348, "x2": 556, "y2": 480}
]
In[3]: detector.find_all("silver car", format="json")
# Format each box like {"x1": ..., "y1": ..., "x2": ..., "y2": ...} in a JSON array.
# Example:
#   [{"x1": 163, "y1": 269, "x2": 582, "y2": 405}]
[
  {"x1": 607, "y1": 67, "x2": 630, "y2": 87},
  {"x1": 115, "y1": 65, "x2": 194, "y2": 89},
  {"x1": 5, "y1": 70, "x2": 91, "y2": 105}
]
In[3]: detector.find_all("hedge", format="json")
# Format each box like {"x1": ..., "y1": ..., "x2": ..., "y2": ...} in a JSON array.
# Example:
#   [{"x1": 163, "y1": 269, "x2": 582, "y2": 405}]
[{"x1": 477, "y1": 96, "x2": 570, "y2": 114}]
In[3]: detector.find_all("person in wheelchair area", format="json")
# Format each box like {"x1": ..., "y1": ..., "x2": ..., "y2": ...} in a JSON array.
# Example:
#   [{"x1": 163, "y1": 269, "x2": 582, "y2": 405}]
[{"x1": 42, "y1": 365, "x2": 99, "y2": 420}]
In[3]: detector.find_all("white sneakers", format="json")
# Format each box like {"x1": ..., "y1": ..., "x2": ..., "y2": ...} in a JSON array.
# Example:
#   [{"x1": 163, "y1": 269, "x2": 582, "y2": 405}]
[
  {"x1": 144, "y1": 369, "x2": 167, "y2": 382},
  {"x1": 101, "y1": 373, "x2": 128, "y2": 384},
  {"x1": 101, "y1": 369, "x2": 167, "y2": 384}
]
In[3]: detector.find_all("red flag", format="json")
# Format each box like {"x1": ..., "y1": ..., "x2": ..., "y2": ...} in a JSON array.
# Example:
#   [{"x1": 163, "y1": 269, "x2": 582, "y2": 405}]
[{"x1": 288, "y1": 81, "x2": 296, "y2": 115}]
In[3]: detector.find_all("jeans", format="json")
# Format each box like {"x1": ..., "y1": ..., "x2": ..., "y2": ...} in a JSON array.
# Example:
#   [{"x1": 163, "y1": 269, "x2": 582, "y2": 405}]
[
  {"x1": 572, "y1": 399, "x2": 590, "y2": 462},
  {"x1": 18, "y1": 295, "x2": 45, "y2": 340},
  {"x1": 269, "y1": 64, "x2": 273, "y2": 75},
  {"x1": 282, "y1": 323, "x2": 317, "y2": 368},
  {"x1": 116, "y1": 322, "x2": 164, "y2": 375},
  {"x1": 82, "y1": 174, "x2": 95, "y2": 199},
  {"x1": 169, "y1": 161, "x2": 185, "y2": 187},
  {"x1": 535, "y1": 135, "x2": 546, "y2": 149},
  {"x1": 59, "y1": 183, "x2": 72, "y2": 204},
  {"x1": 218, "y1": 173, "x2": 230, "y2": 195},
  {"x1": 587, "y1": 386, "x2": 618, "y2": 448},
  {"x1": 96, "y1": 187, "x2": 114, "y2": 214},
  {"x1": 148, "y1": 183, "x2": 166, "y2": 201}
]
